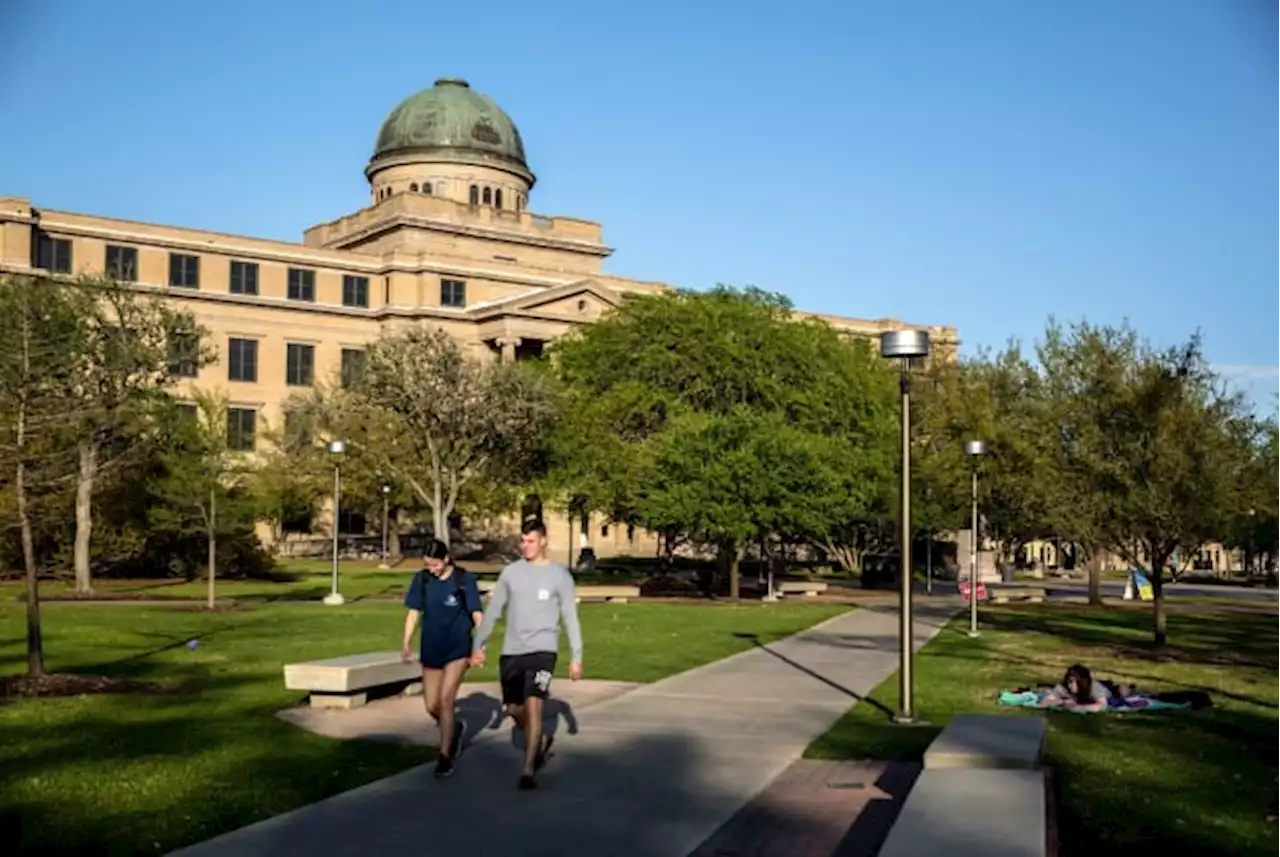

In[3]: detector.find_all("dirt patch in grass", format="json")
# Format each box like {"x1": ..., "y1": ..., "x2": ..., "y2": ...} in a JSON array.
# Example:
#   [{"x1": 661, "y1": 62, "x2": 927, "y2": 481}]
[{"x1": 0, "y1": 673, "x2": 171, "y2": 699}]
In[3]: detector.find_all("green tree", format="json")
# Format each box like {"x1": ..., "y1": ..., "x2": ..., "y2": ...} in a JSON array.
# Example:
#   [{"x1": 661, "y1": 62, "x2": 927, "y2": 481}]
[
  {"x1": 70, "y1": 276, "x2": 208, "y2": 595},
  {"x1": 148, "y1": 392, "x2": 259, "y2": 609},
  {"x1": 300, "y1": 328, "x2": 555, "y2": 545},
  {"x1": 547, "y1": 286, "x2": 897, "y2": 597},
  {"x1": 1039, "y1": 321, "x2": 1244, "y2": 645},
  {"x1": 640, "y1": 409, "x2": 856, "y2": 598},
  {"x1": 248, "y1": 414, "x2": 328, "y2": 547},
  {"x1": 915, "y1": 344, "x2": 1055, "y2": 575},
  {"x1": 0, "y1": 275, "x2": 97, "y2": 675}
]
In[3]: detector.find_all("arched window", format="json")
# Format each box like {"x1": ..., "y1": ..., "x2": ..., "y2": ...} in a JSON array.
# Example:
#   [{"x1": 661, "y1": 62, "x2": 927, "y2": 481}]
[
  {"x1": 409, "y1": 183, "x2": 418, "y2": 192},
  {"x1": 482, "y1": 187, "x2": 492, "y2": 205},
  {"x1": 495, "y1": 189, "x2": 504, "y2": 209},
  {"x1": 469, "y1": 185, "x2": 479, "y2": 205},
  {"x1": 422, "y1": 182, "x2": 432, "y2": 195}
]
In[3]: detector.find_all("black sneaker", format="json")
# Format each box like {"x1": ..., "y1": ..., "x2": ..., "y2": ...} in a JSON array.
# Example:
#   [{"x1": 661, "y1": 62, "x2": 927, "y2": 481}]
[
  {"x1": 433, "y1": 755, "x2": 455, "y2": 779},
  {"x1": 518, "y1": 773, "x2": 538, "y2": 791}
]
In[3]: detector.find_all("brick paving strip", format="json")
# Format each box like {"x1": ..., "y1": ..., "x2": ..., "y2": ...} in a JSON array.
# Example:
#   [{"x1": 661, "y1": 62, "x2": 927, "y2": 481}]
[{"x1": 170, "y1": 599, "x2": 959, "y2": 857}]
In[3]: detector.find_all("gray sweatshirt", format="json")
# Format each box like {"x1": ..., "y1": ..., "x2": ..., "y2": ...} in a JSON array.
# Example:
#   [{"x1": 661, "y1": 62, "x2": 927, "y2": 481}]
[{"x1": 473, "y1": 559, "x2": 584, "y2": 663}]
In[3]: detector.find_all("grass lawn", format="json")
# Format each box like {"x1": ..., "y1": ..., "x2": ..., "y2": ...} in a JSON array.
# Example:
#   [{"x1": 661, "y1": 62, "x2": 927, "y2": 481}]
[
  {"x1": 807, "y1": 604, "x2": 1278, "y2": 857},
  {"x1": 0, "y1": 598, "x2": 848, "y2": 855},
  {"x1": 0, "y1": 559, "x2": 643, "y2": 604}
]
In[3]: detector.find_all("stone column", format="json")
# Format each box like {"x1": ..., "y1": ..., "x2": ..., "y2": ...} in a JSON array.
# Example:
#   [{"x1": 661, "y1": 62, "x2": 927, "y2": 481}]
[{"x1": 496, "y1": 336, "x2": 522, "y2": 363}]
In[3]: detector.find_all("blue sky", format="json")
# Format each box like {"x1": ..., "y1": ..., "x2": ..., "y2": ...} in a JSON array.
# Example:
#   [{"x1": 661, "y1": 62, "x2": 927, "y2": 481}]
[{"x1": 1, "y1": 0, "x2": 1275, "y2": 407}]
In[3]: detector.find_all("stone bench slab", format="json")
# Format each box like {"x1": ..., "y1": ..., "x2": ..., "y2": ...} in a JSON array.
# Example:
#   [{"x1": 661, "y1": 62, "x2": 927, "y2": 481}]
[
  {"x1": 879, "y1": 768, "x2": 1045, "y2": 857},
  {"x1": 777, "y1": 581, "x2": 829, "y2": 595},
  {"x1": 924, "y1": 713, "x2": 1046, "y2": 770},
  {"x1": 283, "y1": 652, "x2": 421, "y2": 695},
  {"x1": 989, "y1": 586, "x2": 1048, "y2": 604}
]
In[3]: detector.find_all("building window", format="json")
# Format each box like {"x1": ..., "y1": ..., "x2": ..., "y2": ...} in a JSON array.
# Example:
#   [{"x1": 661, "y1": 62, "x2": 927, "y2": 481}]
[
  {"x1": 105, "y1": 245, "x2": 138, "y2": 282},
  {"x1": 495, "y1": 189, "x2": 504, "y2": 209},
  {"x1": 227, "y1": 337, "x2": 258, "y2": 382},
  {"x1": 287, "y1": 268, "x2": 315, "y2": 302},
  {"x1": 286, "y1": 343, "x2": 315, "y2": 387},
  {"x1": 229, "y1": 260, "x2": 259, "y2": 295},
  {"x1": 423, "y1": 182, "x2": 432, "y2": 195},
  {"x1": 342, "y1": 275, "x2": 369, "y2": 308},
  {"x1": 482, "y1": 187, "x2": 492, "y2": 205},
  {"x1": 440, "y1": 279, "x2": 466, "y2": 308},
  {"x1": 469, "y1": 185, "x2": 479, "y2": 205},
  {"x1": 409, "y1": 183, "x2": 418, "y2": 192},
  {"x1": 32, "y1": 231, "x2": 72, "y2": 273},
  {"x1": 341, "y1": 348, "x2": 366, "y2": 389},
  {"x1": 176, "y1": 402, "x2": 198, "y2": 424},
  {"x1": 226, "y1": 407, "x2": 256, "y2": 451},
  {"x1": 167, "y1": 332, "x2": 200, "y2": 378},
  {"x1": 168, "y1": 253, "x2": 200, "y2": 289}
]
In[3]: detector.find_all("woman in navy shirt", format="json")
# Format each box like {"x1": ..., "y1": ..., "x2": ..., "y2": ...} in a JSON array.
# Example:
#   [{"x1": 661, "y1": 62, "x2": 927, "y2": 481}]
[{"x1": 401, "y1": 539, "x2": 484, "y2": 778}]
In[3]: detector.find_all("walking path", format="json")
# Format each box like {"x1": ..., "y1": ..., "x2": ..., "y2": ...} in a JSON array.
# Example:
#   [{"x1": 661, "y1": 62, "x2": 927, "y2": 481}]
[{"x1": 170, "y1": 599, "x2": 959, "y2": 857}]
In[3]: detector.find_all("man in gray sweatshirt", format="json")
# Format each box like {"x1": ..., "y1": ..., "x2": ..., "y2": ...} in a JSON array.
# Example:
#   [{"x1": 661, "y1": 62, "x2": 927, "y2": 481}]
[{"x1": 472, "y1": 519, "x2": 583, "y2": 790}]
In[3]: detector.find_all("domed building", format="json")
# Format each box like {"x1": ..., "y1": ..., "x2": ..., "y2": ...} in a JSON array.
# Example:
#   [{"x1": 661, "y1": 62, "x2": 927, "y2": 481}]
[
  {"x1": 367, "y1": 78, "x2": 534, "y2": 211},
  {"x1": 0, "y1": 78, "x2": 958, "y2": 562}
]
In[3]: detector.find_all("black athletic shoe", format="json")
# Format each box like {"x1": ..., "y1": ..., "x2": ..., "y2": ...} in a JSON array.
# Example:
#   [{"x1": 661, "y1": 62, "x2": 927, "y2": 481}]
[
  {"x1": 433, "y1": 755, "x2": 455, "y2": 779},
  {"x1": 518, "y1": 773, "x2": 538, "y2": 791}
]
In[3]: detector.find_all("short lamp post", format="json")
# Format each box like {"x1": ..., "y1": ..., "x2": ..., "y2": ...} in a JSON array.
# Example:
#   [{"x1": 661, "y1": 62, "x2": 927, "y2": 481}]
[
  {"x1": 378, "y1": 484, "x2": 391, "y2": 569},
  {"x1": 964, "y1": 439, "x2": 987, "y2": 637},
  {"x1": 323, "y1": 440, "x2": 347, "y2": 606},
  {"x1": 879, "y1": 328, "x2": 930, "y2": 725}
]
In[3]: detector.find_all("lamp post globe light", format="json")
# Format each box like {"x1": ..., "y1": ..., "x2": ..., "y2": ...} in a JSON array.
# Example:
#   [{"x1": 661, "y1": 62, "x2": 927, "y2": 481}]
[
  {"x1": 879, "y1": 329, "x2": 930, "y2": 725},
  {"x1": 964, "y1": 439, "x2": 987, "y2": 637},
  {"x1": 379, "y1": 484, "x2": 392, "y2": 569},
  {"x1": 324, "y1": 440, "x2": 347, "y2": 606}
]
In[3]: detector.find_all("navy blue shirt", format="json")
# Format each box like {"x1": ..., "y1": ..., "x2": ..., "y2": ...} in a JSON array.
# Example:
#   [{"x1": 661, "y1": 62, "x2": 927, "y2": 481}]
[{"x1": 404, "y1": 568, "x2": 483, "y2": 667}]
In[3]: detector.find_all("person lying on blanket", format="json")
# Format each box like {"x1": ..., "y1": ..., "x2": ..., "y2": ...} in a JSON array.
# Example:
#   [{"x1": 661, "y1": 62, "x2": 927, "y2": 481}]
[{"x1": 1037, "y1": 664, "x2": 1112, "y2": 712}]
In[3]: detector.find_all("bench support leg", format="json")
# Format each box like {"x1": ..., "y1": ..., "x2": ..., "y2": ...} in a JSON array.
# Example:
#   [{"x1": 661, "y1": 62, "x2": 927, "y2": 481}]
[{"x1": 309, "y1": 691, "x2": 368, "y2": 710}]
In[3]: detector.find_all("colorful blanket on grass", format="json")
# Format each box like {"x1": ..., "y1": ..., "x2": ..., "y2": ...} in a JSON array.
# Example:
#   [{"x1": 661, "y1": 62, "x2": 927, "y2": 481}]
[{"x1": 997, "y1": 689, "x2": 1193, "y2": 713}]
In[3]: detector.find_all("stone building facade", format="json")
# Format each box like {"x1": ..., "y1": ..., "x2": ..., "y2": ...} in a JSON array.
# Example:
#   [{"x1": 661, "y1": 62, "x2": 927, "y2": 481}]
[{"x1": 0, "y1": 78, "x2": 957, "y2": 564}]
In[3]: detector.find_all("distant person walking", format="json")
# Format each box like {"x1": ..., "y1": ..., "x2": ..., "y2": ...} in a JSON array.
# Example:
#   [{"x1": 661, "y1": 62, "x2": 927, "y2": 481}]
[
  {"x1": 472, "y1": 520, "x2": 583, "y2": 790},
  {"x1": 401, "y1": 538, "x2": 484, "y2": 779}
]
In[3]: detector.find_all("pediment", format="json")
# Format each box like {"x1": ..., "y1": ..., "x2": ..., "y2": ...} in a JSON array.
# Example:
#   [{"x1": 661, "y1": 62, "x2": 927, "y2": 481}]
[{"x1": 470, "y1": 279, "x2": 621, "y2": 320}]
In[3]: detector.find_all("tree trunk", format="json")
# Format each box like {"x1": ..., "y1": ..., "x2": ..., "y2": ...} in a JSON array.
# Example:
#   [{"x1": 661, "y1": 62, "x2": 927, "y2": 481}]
[
  {"x1": 388, "y1": 509, "x2": 402, "y2": 560},
  {"x1": 1151, "y1": 555, "x2": 1167, "y2": 648},
  {"x1": 726, "y1": 541, "x2": 741, "y2": 601},
  {"x1": 17, "y1": 310, "x2": 44, "y2": 677},
  {"x1": 206, "y1": 487, "x2": 217, "y2": 611},
  {"x1": 74, "y1": 440, "x2": 98, "y2": 596},
  {"x1": 1086, "y1": 550, "x2": 1103, "y2": 607},
  {"x1": 17, "y1": 459, "x2": 44, "y2": 677},
  {"x1": 432, "y1": 480, "x2": 449, "y2": 547}
]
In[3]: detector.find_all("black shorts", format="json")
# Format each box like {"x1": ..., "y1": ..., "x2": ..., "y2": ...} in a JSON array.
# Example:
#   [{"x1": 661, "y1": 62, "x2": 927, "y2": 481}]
[{"x1": 499, "y1": 652, "x2": 557, "y2": 706}]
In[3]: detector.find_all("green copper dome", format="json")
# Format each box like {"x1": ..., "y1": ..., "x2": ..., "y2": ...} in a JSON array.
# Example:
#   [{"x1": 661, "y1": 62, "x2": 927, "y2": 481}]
[{"x1": 370, "y1": 78, "x2": 531, "y2": 180}]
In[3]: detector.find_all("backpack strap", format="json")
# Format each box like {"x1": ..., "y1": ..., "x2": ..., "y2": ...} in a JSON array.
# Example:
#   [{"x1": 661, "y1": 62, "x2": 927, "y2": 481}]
[{"x1": 453, "y1": 567, "x2": 474, "y2": 625}]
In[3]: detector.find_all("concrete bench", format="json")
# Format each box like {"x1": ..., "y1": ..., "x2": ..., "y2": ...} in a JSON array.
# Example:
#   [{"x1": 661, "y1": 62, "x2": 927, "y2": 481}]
[
  {"x1": 989, "y1": 587, "x2": 1048, "y2": 604},
  {"x1": 283, "y1": 652, "x2": 423, "y2": 709},
  {"x1": 878, "y1": 768, "x2": 1046, "y2": 857},
  {"x1": 777, "y1": 581, "x2": 829, "y2": 597},
  {"x1": 476, "y1": 581, "x2": 639, "y2": 603},
  {"x1": 924, "y1": 713, "x2": 1047, "y2": 770},
  {"x1": 576, "y1": 584, "x2": 640, "y2": 604}
]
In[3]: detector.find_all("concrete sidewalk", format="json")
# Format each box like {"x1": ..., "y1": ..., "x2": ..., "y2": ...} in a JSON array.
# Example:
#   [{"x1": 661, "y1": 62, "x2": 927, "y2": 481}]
[{"x1": 170, "y1": 600, "x2": 958, "y2": 857}]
